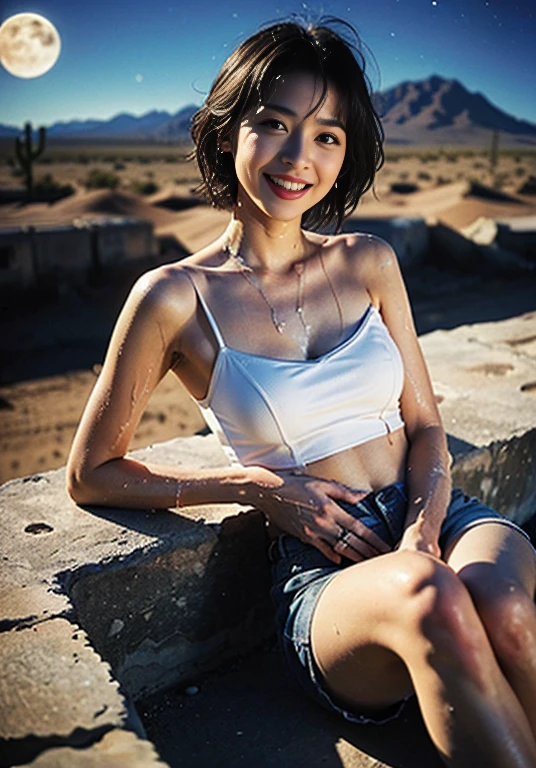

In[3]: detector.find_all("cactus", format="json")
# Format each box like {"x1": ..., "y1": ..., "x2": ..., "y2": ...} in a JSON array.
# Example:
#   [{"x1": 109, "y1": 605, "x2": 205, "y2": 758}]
[
  {"x1": 15, "y1": 122, "x2": 47, "y2": 198},
  {"x1": 489, "y1": 129, "x2": 500, "y2": 176}
]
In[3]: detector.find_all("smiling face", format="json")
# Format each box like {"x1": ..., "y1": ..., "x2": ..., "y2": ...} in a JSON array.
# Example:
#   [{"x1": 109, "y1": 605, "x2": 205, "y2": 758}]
[{"x1": 228, "y1": 70, "x2": 347, "y2": 225}]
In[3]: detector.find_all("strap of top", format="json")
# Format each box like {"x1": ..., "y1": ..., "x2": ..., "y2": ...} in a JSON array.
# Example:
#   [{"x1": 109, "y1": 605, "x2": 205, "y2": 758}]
[{"x1": 182, "y1": 267, "x2": 226, "y2": 349}]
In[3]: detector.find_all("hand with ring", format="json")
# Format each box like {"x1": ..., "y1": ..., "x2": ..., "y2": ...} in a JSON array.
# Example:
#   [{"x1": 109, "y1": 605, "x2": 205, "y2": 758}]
[
  {"x1": 244, "y1": 465, "x2": 391, "y2": 564},
  {"x1": 332, "y1": 525, "x2": 386, "y2": 562}
]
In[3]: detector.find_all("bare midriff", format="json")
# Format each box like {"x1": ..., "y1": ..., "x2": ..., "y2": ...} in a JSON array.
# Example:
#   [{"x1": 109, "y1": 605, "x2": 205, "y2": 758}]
[
  {"x1": 266, "y1": 427, "x2": 409, "y2": 539},
  {"x1": 304, "y1": 426, "x2": 408, "y2": 492}
]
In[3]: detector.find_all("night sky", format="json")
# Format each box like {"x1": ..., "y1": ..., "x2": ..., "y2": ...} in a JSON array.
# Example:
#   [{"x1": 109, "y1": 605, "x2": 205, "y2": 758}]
[{"x1": 1, "y1": 0, "x2": 535, "y2": 128}]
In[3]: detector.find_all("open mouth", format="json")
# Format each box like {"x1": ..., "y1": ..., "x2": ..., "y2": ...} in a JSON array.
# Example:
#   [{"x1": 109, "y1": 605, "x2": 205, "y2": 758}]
[
  {"x1": 265, "y1": 174, "x2": 312, "y2": 191},
  {"x1": 263, "y1": 174, "x2": 313, "y2": 199}
]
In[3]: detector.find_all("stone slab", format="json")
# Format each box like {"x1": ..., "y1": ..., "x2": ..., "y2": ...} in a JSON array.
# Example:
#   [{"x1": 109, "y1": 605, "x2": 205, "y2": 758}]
[
  {"x1": 451, "y1": 428, "x2": 536, "y2": 528},
  {"x1": 69, "y1": 507, "x2": 271, "y2": 699},
  {"x1": 0, "y1": 618, "x2": 128, "y2": 766},
  {"x1": 0, "y1": 618, "x2": 126, "y2": 740},
  {"x1": 420, "y1": 311, "x2": 536, "y2": 448},
  {"x1": 1, "y1": 434, "x2": 272, "y2": 703},
  {"x1": 0, "y1": 435, "x2": 245, "y2": 627},
  {"x1": 22, "y1": 729, "x2": 166, "y2": 767}
]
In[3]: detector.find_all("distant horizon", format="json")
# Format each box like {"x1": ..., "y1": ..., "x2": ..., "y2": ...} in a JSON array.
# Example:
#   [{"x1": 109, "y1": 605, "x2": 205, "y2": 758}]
[
  {"x1": 3, "y1": 73, "x2": 536, "y2": 132},
  {"x1": 2, "y1": 1, "x2": 535, "y2": 126}
]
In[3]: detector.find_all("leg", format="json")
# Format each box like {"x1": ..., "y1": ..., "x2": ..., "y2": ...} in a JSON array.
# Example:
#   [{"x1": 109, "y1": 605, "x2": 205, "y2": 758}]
[
  {"x1": 446, "y1": 522, "x2": 536, "y2": 738},
  {"x1": 310, "y1": 549, "x2": 536, "y2": 767}
]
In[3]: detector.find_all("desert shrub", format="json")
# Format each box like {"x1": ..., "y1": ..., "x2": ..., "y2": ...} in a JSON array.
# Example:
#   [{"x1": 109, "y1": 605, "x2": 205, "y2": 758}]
[
  {"x1": 514, "y1": 167, "x2": 526, "y2": 177},
  {"x1": 398, "y1": 171, "x2": 409, "y2": 180},
  {"x1": 436, "y1": 176, "x2": 452, "y2": 186},
  {"x1": 518, "y1": 176, "x2": 536, "y2": 195},
  {"x1": 444, "y1": 152, "x2": 459, "y2": 163},
  {"x1": 83, "y1": 168, "x2": 120, "y2": 190},
  {"x1": 473, "y1": 161, "x2": 485, "y2": 169},
  {"x1": 130, "y1": 179, "x2": 159, "y2": 195},
  {"x1": 34, "y1": 173, "x2": 74, "y2": 197},
  {"x1": 165, "y1": 156, "x2": 178, "y2": 163},
  {"x1": 137, "y1": 156, "x2": 152, "y2": 164},
  {"x1": 114, "y1": 161, "x2": 126, "y2": 171},
  {"x1": 390, "y1": 182, "x2": 418, "y2": 194},
  {"x1": 420, "y1": 152, "x2": 440, "y2": 163},
  {"x1": 417, "y1": 171, "x2": 432, "y2": 181},
  {"x1": 10, "y1": 168, "x2": 24, "y2": 178}
]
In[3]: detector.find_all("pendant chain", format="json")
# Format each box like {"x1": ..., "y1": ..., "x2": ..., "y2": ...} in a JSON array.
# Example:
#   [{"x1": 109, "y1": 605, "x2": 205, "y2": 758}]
[{"x1": 225, "y1": 244, "x2": 311, "y2": 356}]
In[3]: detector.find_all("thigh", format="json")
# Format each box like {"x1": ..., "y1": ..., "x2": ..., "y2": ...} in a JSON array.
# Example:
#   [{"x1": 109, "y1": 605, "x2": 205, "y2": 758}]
[{"x1": 310, "y1": 551, "x2": 418, "y2": 713}]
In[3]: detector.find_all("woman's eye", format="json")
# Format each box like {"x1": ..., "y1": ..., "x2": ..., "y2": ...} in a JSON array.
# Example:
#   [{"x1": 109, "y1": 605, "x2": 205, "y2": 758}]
[
  {"x1": 261, "y1": 118, "x2": 286, "y2": 131},
  {"x1": 317, "y1": 133, "x2": 340, "y2": 145}
]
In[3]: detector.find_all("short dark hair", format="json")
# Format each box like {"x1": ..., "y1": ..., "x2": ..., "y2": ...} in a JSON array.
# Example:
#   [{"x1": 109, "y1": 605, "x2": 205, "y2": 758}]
[{"x1": 190, "y1": 17, "x2": 384, "y2": 232}]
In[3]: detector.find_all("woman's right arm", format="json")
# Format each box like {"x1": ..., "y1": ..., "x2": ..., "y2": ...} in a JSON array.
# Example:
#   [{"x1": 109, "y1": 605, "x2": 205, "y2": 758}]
[{"x1": 66, "y1": 266, "x2": 265, "y2": 510}]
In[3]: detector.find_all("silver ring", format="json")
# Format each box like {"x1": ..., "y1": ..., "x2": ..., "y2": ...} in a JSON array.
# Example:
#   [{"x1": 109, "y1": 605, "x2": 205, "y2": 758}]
[{"x1": 336, "y1": 528, "x2": 351, "y2": 546}]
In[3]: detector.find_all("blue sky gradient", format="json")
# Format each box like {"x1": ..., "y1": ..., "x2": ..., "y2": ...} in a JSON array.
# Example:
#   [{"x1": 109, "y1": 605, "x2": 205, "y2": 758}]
[{"x1": 1, "y1": 0, "x2": 535, "y2": 128}]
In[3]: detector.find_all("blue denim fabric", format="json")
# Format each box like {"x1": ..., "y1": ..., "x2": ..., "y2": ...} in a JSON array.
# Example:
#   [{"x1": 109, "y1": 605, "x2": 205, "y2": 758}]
[{"x1": 269, "y1": 483, "x2": 534, "y2": 725}]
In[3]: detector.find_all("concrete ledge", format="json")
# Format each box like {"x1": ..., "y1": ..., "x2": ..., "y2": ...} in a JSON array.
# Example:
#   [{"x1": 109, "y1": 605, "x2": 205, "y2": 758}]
[
  {"x1": 0, "y1": 619, "x2": 129, "y2": 766},
  {"x1": 451, "y1": 428, "x2": 536, "y2": 528},
  {"x1": 0, "y1": 434, "x2": 271, "y2": 766}
]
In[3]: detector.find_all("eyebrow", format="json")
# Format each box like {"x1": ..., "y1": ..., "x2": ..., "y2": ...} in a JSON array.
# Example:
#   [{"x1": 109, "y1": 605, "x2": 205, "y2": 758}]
[{"x1": 262, "y1": 102, "x2": 346, "y2": 131}]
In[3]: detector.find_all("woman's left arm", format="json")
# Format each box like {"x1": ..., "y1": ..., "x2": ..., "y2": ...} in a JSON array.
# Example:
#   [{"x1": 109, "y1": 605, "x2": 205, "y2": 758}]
[{"x1": 363, "y1": 238, "x2": 452, "y2": 558}]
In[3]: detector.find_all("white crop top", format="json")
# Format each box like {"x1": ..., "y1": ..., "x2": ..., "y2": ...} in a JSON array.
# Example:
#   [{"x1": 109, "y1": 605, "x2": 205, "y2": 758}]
[{"x1": 190, "y1": 277, "x2": 405, "y2": 469}]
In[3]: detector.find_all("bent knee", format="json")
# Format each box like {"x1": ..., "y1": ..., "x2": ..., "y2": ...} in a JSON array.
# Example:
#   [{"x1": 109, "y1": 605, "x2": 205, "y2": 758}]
[
  {"x1": 377, "y1": 552, "x2": 493, "y2": 662},
  {"x1": 375, "y1": 551, "x2": 474, "y2": 636},
  {"x1": 460, "y1": 570, "x2": 536, "y2": 663}
]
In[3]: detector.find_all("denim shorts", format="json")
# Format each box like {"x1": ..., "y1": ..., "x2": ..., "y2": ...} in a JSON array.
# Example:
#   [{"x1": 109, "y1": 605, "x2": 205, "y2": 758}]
[{"x1": 269, "y1": 483, "x2": 535, "y2": 726}]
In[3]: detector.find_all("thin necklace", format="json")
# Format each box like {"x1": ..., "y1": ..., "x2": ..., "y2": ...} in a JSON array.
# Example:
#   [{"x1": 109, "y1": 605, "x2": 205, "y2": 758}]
[{"x1": 224, "y1": 243, "x2": 311, "y2": 356}]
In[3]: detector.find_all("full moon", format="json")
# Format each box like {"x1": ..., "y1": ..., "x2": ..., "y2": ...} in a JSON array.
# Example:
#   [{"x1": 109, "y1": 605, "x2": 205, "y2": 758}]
[{"x1": 0, "y1": 13, "x2": 61, "y2": 79}]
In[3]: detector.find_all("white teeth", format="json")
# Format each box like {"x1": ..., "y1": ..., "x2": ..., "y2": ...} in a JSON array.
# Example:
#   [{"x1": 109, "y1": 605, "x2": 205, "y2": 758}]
[{"x1": 268, "y1": 175, "x2": 308, "y2": 191}]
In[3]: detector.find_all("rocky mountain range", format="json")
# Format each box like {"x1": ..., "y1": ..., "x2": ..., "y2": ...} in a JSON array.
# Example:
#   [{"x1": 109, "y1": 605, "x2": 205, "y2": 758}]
[{"x1": 2, "y1": 76, "x2": 535, "y2": 146}]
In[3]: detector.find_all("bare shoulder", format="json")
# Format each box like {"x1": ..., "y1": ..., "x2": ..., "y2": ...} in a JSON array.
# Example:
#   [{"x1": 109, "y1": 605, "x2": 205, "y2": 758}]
[
  {"x1": 124, "y1": 260, "x2": 199, "y2": 330},
  {"x1": 315, "y1": 231, "x2": 397, "y2": 298}
]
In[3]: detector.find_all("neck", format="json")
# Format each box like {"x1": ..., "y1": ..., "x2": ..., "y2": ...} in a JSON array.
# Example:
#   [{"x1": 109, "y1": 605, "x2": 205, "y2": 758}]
[{"x1": 222, "y1": 193, "x2": 313, "y2": 274}]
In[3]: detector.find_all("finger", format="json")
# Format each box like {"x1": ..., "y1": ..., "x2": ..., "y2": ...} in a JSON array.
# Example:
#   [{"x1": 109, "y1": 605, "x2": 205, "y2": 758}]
[
  {"x1": 337, "y1": 507, "x2": 391, "y2": 555},
  {"x1": 333, "y1": 530, "x2": 382, "y2": 561},
  {"x1": 315, "y1": 495, "x2": 389, "y2": 555},
  {"x1": 324, "y1": 482, "x2": 370, "y2": 505},
  {"x1": 332, "y1": 533, "x2": 369, "y2": 563},
  {"x1": 309, "y1": 534, "x2": 342, "y2": 565}
]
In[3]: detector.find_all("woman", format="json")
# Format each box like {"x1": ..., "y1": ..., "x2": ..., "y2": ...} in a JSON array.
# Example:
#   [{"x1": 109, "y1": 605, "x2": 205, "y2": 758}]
[{"x1": 67, "y1": 18, "x2": 536, "y2": 766}]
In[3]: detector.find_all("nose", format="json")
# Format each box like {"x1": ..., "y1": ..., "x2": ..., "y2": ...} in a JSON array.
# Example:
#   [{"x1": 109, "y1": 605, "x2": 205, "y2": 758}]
[{"x1": 280, "y1": 129, "x2": 310, "y2": 170}]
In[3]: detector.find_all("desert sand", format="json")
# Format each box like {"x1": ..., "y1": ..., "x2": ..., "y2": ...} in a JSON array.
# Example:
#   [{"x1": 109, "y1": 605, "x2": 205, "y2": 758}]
[{"x1": 1, "y1": 148, "x2": 535, "y2": 484}]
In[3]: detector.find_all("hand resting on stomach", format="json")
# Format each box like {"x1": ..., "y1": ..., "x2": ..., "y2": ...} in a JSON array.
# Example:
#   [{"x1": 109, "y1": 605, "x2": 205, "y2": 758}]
[{"x1": 257, "y1": 427, "x2": 409, "y2": 564}]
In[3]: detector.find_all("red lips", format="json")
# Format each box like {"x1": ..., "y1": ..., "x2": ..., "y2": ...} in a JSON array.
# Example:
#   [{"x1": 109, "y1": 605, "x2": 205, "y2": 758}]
[{"x1": 264, "y1": 174, "x2": 312, "y2": 200}]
